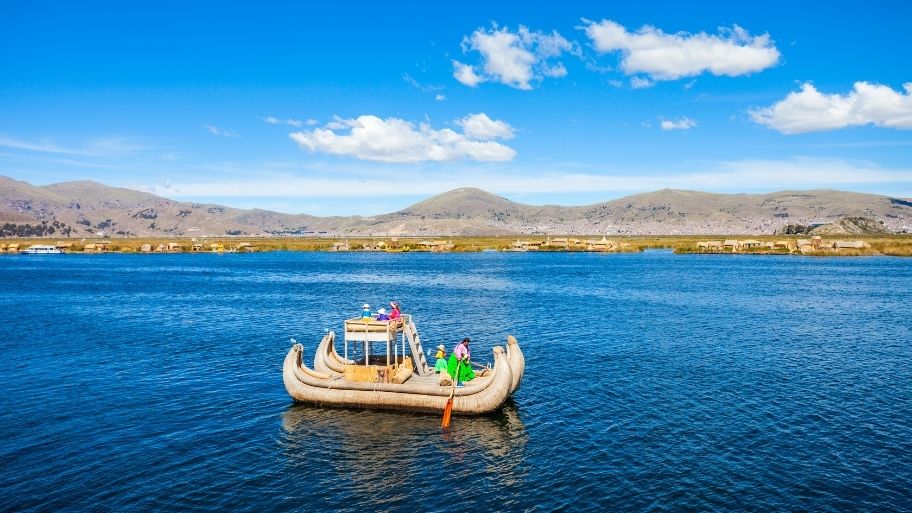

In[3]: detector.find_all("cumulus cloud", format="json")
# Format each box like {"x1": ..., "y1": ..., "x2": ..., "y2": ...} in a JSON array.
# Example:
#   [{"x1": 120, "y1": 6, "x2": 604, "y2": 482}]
[
  {"x1": 750, "y1": 82, "x2": 912, "y2": 134},
  {"x1": 453, "y1": 24, "x2": 577, "y2": 89},
  {"x1": 582, "y1": 19, "x2": 780, "y2": 81},
  {"x1": 455, "y1": 113, "x2": 515, "y2": 140},
  {"x1": 205, "y1": 125, "x2": 239, "y2": 137},
  {"x1": 289, "y1": 114, "x2": 517, "y2": 163},
  {"x1": 660, "y1": 117, "x2": 697, "y2": 130},
  {"x1": 452, "y1": 61, "x2": 484, "y2": 87}
]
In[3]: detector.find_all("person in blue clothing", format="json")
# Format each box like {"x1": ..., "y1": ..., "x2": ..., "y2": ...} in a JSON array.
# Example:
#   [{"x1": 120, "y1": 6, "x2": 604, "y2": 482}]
[{"x1": 360, "y1": 303, "x2": 371, "y2": 320}]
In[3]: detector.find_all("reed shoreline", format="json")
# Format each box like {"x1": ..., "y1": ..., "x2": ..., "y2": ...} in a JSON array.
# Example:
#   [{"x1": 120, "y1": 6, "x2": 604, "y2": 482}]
[{"x1": 2, "y1": 234, "x2": 912, "y2": 256}]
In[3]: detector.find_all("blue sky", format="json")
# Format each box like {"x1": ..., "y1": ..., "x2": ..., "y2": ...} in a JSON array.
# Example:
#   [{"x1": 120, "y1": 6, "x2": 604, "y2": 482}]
[{"x1": 2, "y1": 1, "x2": 911, "y2": 215}]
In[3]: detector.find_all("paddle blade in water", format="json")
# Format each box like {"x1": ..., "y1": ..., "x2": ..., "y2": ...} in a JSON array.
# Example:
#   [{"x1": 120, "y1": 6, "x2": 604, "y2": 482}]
[{"x1": 441, "y1": 398, "x2": 453, "y2": 428}]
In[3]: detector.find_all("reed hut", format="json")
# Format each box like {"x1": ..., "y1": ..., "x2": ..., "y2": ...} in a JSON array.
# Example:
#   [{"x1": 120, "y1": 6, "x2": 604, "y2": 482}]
[
  {"x1": 511, "y1": 240, "x2": 532, "y2": 251},
  {"x1": 722, "y1": 240, "x2": 740, "y2": 252},
  {"x1": 167, "y1": 242, "x2": 181, "y2": 253},
  {"x1": 330, "y1": 241, "x2": 350, "y2": 251},
  {"x1": 833, "y1": 240, "x2": 870, "y2": 250},
  {"x1": 140, "y1": 244, "x2": 152, "y2": 253},
  {"x1": 6, "y1": 243, "x2": 20, "y2": 253},
  {"x1": 586, "y1": 237, "x2": 616, "y2": 252},
  {"x1": 549, "y1": 238, "x2": 569, "y2": 248},
  {"x1": 741, "y1": 239, "x2": 763, "y2": 250}
]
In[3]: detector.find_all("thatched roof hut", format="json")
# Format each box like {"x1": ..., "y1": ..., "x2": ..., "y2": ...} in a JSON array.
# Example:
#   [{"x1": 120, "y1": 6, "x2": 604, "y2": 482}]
[
  {"x1": 140, "y1": 244, "x2": 152, "y2": 253},
  {"x1": 833, "y1": 240, "x2": 869, "y2": 249},
  {"x1": 722, "y1": 240, "x2": 740, "y2": 251},
  {"x1": 167, "y1": 242, "x2": 181, "y2": 252}
]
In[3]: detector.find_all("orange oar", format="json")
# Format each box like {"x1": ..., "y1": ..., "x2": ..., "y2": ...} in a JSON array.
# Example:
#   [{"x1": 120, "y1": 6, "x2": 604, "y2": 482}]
[{"x1": 441, "y1": 360, "x2": 460, "y2": 428}]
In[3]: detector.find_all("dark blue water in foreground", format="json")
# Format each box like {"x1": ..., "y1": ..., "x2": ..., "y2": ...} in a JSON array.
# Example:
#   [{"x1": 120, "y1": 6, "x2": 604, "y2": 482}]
[{"x1": 1, "y1": 251, "x2": 911, "y2": 512}]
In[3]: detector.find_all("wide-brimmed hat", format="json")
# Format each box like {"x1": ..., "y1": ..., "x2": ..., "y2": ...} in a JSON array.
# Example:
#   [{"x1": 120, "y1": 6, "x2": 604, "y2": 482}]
[
  {"x1": 390, "y1": 301, "x2": 399, "y2": 309},
  {"x1": 361, "y1": 303, "x2": 370, "y2": 309},
  {"x1": 437, "y1": 344, "x2": 445, "y2": 351},
  {"x1": 378, "y1": 307, "x2": 387, "y2": 314}
]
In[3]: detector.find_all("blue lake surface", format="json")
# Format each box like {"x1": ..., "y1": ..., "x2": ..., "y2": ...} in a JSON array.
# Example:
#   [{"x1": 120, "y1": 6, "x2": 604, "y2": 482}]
[{"x1": 1, "y1": 251, "x2": 911, "y2": 512}]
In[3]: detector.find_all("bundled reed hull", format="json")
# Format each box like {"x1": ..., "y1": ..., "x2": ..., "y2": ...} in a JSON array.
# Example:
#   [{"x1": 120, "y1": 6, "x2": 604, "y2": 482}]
[{"x1": 283, "y1": 333, "x2": 524, "y2": 415}]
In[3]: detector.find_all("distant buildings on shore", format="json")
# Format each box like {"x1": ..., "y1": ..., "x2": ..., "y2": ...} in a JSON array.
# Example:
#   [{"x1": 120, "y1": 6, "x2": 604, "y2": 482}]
[{"x1": 694, "y1": 236, "x2": 872, "y2": 254}]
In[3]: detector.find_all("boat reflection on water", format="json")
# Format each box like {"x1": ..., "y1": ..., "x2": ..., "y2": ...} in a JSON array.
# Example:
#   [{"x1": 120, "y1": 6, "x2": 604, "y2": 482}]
[{"x1": 279, "y1": 401, "x2": 529, "y2": 495}]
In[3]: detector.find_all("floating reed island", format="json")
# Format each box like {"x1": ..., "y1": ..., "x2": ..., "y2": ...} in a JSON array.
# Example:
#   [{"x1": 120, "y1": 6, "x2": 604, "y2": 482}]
[
  {"x1": 2, "y1": 234, "x2": 911, "y2": 256},
  {"x1": 283, "y1": 314, "x2": 524, "y2": 415},
  {"x1": 678, "y1": 235, "x2": 885, "y2": 256}
]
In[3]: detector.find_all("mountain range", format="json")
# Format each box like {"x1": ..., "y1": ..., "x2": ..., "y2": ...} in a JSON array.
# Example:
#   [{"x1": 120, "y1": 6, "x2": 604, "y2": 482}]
[{"x1": 2, "y1": 175, "x2": 911, "y2": 237}]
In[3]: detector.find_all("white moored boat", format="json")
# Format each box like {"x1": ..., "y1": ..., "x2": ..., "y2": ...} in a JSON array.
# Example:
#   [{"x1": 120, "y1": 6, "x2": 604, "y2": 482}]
[
  {"x1": 282, "y1": 314, "x2": 524, "y2": 415},
  {"x1": 20, "y1": 244, "x2": 64, "y2": 255}
]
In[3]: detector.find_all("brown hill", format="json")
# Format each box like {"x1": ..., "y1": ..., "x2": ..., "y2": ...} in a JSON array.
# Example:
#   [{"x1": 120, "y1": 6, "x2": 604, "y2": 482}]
[
  {"x1": 810, "y1": 217, "x2": 893, "y2": 235},
  {"x1": 2, "y1": 175, "x2": 912, "y2": 236}
]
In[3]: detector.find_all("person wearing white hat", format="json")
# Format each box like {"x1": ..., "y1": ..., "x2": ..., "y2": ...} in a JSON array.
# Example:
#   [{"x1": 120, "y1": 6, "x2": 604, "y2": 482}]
[
  {"x1": 376, "y1": 307, "x2": 390, "y2": 321},
  {"x1": 360, "y1": 303, "x2": 371, "y2": 320},
  {"x1": 434, "y1": 344, "x2": 448, "y2": 373}
]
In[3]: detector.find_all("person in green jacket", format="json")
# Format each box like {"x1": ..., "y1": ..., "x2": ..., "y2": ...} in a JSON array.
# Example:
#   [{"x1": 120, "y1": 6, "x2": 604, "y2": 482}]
[{"x1": 446, "y1": 337, "x2": 475, "y2": 386}]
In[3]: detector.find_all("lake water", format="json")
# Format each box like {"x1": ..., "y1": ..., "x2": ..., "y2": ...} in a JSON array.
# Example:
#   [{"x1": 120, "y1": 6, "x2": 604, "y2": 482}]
[{"x1": 1, "y1": 251, "x2": 910, "y2": 512}]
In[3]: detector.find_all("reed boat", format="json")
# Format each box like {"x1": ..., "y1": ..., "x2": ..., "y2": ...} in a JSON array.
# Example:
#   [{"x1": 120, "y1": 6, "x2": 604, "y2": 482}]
[{"x1": 282, "y1": 315, "x2": 524, "y2": 414}]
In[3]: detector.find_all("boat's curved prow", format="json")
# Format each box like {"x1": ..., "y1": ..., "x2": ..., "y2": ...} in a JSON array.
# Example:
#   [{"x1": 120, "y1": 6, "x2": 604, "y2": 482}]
[{"x1": 506, "y1": 335, "x2": 525, "y2": 394}]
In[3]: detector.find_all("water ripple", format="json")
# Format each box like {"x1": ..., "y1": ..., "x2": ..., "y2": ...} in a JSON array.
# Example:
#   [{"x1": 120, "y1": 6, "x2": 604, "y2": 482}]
[{"x1": 0, "y1": 252, "x2": 910, "y2": 512}]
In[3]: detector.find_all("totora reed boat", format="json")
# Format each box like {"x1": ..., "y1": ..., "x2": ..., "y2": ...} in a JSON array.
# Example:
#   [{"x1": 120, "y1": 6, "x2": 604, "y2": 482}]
[{"x1": 283, "y1": 314, "x2": 524, "y2": 414}]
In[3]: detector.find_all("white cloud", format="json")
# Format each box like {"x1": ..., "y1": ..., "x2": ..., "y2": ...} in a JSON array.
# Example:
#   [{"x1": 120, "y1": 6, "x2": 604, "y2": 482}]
[
  {"x1": 750, "y1": 82, "x2": 912, "y2": 134},
  {"x1": 630, "y1": 76, "x2": 654, "y2": 89},
  {"x1": 660, "y1": 117, "x2": 697, "y2": 130},
  {"x1": 261, "y1": 116, "x2": 306, "y2": 128},
  {"x1": 0, "y1": 134, "x2": 157, "y2": 157},
  {"x1": 454, "y1": 24, "x2": 577, "y2": 89},
  {"x1": 435, "y1": 94, "x2": 446, "y2": 101},
  {"x1": 582, "y1": 19, "x2": 780, "y2": 81},
  {"x1": 289, "y1": 114, "x2": 517, "y2": 163},
  {"x1": 206, "y1": 125, "x2": 239, "y2": 137},
  {"x1": 455, "y1": 113, "x2": 515, "y2": 140},
  {"x1": 305, "y1": 119, "x2": 319, "y2": 126},
  {"x1": 403, "y1": 73, "x2": 444, "y2": 93},
  {"x1": 452, "y1": 60, "x2": 484, "y2": 87}
]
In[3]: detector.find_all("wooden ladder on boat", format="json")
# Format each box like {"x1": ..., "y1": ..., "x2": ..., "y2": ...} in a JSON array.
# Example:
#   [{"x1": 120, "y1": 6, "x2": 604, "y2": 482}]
[{"x1": 403, "y1": 318, "x2": 432, "y2": 376}]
